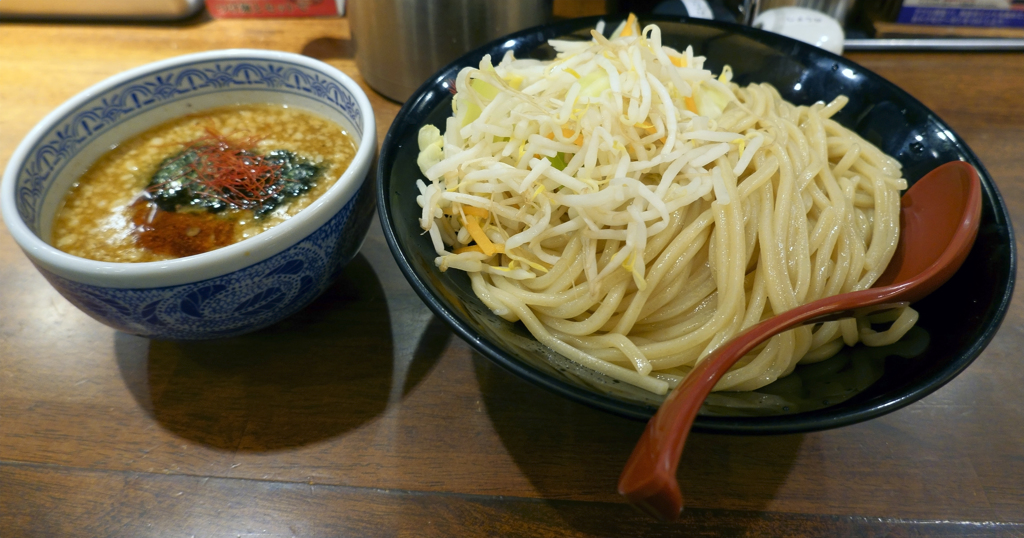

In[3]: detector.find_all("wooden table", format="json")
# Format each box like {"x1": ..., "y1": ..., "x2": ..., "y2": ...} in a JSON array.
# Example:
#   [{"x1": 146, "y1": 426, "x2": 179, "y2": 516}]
[{"x1": 1, "y1": 12, "x2": 1022, "y2": 538}]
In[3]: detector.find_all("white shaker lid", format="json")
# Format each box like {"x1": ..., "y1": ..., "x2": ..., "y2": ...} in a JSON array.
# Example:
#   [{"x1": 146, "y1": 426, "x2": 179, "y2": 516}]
[{"x1": 753, "y1": 6, "x2": 846, "y2": 55}]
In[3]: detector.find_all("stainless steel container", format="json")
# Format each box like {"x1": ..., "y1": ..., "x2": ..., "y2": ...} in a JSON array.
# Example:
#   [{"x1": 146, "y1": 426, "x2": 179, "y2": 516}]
[{"x1": 348, "y1": 0, "x2": 554, "y2": 102}]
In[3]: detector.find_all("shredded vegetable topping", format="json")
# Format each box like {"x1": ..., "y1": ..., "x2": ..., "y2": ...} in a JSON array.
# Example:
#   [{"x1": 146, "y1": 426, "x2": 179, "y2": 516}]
[{"x1": 417, "y1": 18, "x2": 739, "y2": 288}]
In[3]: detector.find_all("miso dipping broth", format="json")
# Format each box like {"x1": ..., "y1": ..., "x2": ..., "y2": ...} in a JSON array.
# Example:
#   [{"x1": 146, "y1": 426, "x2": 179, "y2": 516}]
[{"x1": 52, "y1": 104, "x2": 357, "y2": 262}]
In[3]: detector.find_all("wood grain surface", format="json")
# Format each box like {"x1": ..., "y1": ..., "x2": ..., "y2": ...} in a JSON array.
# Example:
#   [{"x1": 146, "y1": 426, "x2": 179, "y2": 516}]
[{"x1": 1, "y1": 11, "x2": 1022, "y2": 538}]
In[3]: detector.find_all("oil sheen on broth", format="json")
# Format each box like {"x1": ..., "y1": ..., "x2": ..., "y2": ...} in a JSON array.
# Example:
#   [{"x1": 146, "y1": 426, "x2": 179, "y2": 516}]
[{"x1": 52, "y1": 104, "x2": 356, "y2": 262}]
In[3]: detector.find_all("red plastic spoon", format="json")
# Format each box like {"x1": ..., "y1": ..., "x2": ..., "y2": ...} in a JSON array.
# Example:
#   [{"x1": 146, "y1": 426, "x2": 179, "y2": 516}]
[{"x1": 618, "y1": 160, "x2": 983, "y2": 521}]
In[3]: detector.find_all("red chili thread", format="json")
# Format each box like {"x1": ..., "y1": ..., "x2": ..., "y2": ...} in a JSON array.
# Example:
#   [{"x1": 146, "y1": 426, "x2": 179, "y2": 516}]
[{"x1": 147, "y1": 127, "x2": 284, "y2": 210}]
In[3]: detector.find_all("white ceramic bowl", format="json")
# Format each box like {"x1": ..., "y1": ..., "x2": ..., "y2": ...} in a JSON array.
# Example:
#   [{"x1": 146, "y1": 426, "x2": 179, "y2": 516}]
[{"x1": 2, "y1": 49, "x2": 377, "y2": 339}]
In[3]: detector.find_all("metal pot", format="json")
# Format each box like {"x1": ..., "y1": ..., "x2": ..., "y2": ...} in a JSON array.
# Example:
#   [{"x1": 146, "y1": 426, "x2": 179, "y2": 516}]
[{"x1": 348, "y1": 0, "x2": 553, "y2": 102}]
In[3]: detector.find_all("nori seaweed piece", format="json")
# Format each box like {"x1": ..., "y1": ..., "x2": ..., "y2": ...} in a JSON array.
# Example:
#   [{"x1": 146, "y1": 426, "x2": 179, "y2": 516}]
[
  {"x1": 255, "y1": 150, "x2": 321, "y2": 217},
  {"x1": 144, "y1": 146, "x2": 322, "y2": 217}
]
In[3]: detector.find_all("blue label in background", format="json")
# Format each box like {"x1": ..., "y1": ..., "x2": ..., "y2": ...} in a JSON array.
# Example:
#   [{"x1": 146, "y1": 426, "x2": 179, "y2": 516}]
[{"x1": 897, "y1": 6, "x2": 1024, "y2": 27}]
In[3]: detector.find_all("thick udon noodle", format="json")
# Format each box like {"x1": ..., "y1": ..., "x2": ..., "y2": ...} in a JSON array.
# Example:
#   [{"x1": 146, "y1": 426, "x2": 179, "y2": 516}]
[{"x1": 415, "y1": 18, "x2": 917, "y2": 396}]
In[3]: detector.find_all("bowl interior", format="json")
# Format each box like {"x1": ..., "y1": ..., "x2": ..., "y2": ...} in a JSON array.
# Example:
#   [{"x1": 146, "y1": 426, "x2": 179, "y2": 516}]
[
  {"x1": 378, "y1": 16, "x2": 1016, "y2": 433},
  {"x1": 9, "y1": 51, "x2": 368, "y2": 243}
]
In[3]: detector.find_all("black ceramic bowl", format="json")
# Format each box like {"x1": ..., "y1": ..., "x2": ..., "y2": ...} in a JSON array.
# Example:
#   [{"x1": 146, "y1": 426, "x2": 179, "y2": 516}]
[{"x1": 377, "y1": 15, "x2": 1016, "y2": 434}]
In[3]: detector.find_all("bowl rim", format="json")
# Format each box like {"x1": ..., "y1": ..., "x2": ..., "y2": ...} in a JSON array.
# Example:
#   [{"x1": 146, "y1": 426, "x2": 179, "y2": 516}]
[
  {"x1": 377, "y1": 15, "x2": 1017, "y2": 433},
  {"x1": 1, "y1": 48, "x2": 376, "y2": 289}
]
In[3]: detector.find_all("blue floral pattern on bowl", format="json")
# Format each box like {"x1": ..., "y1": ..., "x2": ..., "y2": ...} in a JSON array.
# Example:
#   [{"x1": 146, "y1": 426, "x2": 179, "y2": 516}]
[{"x1": 4, "y1": 51, "x2": 376, "y2": 340}]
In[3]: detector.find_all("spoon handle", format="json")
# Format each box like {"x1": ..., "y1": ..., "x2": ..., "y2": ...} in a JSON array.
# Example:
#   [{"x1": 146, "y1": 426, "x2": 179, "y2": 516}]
[{"x1": 617, "y1": 289, "x2": 905, "y2": 521}]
